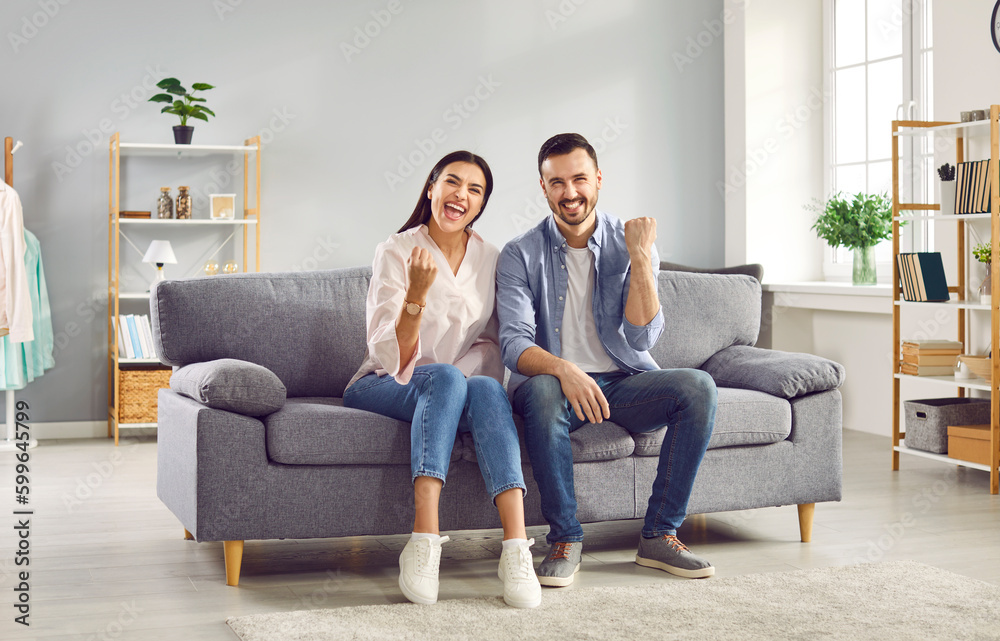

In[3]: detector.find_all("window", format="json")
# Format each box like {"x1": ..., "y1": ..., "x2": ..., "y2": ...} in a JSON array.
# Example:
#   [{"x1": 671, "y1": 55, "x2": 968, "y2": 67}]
[{"x1": 824, "y1": 0, "x2": 933, "y2": 280}]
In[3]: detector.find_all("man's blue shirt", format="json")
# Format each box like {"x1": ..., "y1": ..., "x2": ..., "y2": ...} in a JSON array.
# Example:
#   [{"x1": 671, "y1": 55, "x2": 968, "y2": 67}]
[{"x1": 496, "y1": 211, "x2": 664, "y2": 396}]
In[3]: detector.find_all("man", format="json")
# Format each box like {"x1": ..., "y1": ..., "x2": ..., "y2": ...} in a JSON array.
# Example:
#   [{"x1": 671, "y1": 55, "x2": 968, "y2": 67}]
[{"x1": 496, "y1": 133, "x2": 717, "y2": 586}]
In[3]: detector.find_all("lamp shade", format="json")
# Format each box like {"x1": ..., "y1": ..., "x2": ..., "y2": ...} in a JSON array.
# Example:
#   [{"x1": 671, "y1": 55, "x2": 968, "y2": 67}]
[{"x1": 142, "y1": 240, "x2": 177, "y2": 264}]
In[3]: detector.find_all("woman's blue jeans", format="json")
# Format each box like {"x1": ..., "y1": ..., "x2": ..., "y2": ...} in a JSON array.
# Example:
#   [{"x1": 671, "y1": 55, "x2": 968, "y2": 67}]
[
  {"x1": 513, "y1": 368, "x2": 716, "y2": 543},
  {"x1": 343, "y1": 363, "x2": 526, "y2": 500}
]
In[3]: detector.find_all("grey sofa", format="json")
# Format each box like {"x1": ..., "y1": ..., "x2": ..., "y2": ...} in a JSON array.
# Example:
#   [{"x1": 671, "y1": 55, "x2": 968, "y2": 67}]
[{"x1": 151, "y1": 267, "x2": 844, "y2": 586}]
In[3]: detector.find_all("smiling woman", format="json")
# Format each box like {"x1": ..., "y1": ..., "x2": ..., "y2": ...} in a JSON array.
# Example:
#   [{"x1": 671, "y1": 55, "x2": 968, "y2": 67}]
[{"x1": 341, "y1": 150, "x2": 542, "y2": 609}]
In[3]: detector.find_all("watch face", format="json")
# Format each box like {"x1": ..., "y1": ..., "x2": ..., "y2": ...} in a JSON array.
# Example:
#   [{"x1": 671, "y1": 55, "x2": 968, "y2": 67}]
[
  {"x1": 406, "y1": 302, "x2": 421, "y2": 315},
  {"x1": 993, "y1": 0, "x2": 1000, "y2": 53}
]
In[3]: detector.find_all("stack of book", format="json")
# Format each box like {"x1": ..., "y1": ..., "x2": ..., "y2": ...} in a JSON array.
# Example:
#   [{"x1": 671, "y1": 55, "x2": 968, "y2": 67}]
[
  {"x1": 954, "y1": 159, "x2": 993, "y2": 214},
  {"x1": 896, "y1": 252, "x2": 950, "y2": 302},
  {"x1": 900, "y1": 339, "x2": 962, "y2": 376},
  {"x1": 114, "y1": 314, "x2": 157, "y2": 359}
]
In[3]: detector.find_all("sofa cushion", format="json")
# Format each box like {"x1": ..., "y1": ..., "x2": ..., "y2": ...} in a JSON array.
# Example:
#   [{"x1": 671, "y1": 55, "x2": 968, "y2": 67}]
[
  {"x1": 632, "y1": 387, "x2": 791, "y2": 455},
  {"x1": 170, "y1": 358, "x2": 286, "y2": 417},
  {"x1": 648, "y1": 271, "x2": 761, "y2": 369},
  {"x1": 700, "y1": 345, "x2": 846, "y2": 399},
  {"x1": 264, "y1": 398, "x2": 462, "y2": 465}
]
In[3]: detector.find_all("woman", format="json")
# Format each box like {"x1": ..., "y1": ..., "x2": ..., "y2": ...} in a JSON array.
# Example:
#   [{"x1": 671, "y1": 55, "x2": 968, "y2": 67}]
[{"x1": 343, "y1": 151, "x2": 541, "y2": 609}]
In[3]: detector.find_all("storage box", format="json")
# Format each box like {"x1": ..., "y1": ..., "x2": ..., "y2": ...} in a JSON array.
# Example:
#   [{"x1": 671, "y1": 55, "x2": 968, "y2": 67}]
[
  {"x1": 947, "y1": 424, "x2": 992, "y2": 465},
  {"x1": 119, "y1": 367, "x2": 171, "y2": 423},
  {"x1": 903, "y1": 397, "x2": 991, "y2": 454}
]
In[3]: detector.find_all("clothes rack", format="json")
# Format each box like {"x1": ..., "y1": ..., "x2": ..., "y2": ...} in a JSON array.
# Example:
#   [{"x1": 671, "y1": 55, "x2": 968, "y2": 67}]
[{"x1": 1, "y1": 136, "x2": 37, "y2": 451}]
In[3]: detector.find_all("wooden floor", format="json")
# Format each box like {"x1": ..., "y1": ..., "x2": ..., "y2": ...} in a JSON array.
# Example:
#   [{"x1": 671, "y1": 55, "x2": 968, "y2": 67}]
[{"x1": 2, "y1": 429, "x2": 999, "y2": 640}]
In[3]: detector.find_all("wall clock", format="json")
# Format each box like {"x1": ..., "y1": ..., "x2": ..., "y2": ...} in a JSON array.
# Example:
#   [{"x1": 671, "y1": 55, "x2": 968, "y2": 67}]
[{"x1": 993, "y1": 0, "x2": 1000, "y2": 53}]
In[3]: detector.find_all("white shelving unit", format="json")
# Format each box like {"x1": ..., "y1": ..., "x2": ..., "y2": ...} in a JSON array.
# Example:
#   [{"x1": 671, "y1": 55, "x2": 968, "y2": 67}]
[
  {"x1": 891, "y1": 108, "x2": 1000, "y2": 493},
  {"x1": 107, "y1": 134, "x2": 262, "y2": 444}
]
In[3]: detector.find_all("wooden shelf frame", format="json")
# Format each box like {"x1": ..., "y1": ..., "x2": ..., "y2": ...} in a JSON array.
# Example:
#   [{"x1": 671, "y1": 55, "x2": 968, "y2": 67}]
[
  {"x1": 107, "y1": 132, "x2": 262, "y2": 445},
  {"x1": 891, "y1": 107, "x2": 1000, "y2": 493}
]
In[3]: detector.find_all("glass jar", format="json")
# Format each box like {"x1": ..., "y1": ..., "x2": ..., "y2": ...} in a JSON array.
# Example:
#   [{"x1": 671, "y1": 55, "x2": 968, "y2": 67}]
[
  {"x1": 176, "y1": 186, "x2": 192, "y2": 219},
  {"x1": 157, "y1": 187, "x2": 173, "y2": 219}
]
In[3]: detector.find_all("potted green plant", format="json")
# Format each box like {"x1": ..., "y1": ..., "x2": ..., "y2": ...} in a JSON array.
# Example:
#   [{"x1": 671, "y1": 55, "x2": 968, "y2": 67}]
[
  {"x1": 808, "y1": 191, "x2": 894, "y2": 285},
  {"x1": 148, "y1": 78, "x2": 216, "y2": 144},
  {"x1": 973, "y1": 241, "x2": 993, "y2": 304}
]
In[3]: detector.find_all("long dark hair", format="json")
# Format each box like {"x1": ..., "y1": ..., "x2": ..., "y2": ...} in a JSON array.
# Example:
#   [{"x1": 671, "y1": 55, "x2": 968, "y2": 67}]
[{"x1": 397, "y1": 150, "x2": 494, "y2": 234}]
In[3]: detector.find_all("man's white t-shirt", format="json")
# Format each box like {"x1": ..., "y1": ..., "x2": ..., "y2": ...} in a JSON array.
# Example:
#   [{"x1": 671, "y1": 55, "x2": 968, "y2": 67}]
[{"x1": 561, "y1": 245, "x2": 618, "y2": 373}]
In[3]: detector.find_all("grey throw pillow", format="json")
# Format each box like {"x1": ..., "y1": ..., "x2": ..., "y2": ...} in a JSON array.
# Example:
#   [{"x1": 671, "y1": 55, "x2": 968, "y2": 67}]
[
  {"x1": 170, "y1": 358, "x2": 287, "y2": 417},
  {"x1": 700, "y1": 345, "x2": 845, "y2": 399}
]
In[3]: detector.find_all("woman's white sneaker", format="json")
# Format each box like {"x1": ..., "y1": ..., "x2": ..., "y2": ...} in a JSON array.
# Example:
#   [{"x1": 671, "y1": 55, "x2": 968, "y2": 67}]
[
  {"x1": 498, "y1": 538, "x2": 542, "y2": 609},
  {"x1": 398, "y1": 535, "x2": 449, "y2": 604}
]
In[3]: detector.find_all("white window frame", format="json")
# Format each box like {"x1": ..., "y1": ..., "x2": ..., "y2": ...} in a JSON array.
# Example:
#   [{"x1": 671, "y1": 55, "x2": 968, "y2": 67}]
[{"x1": 822, "y1": 0, "x2": 933, "y2": 282}]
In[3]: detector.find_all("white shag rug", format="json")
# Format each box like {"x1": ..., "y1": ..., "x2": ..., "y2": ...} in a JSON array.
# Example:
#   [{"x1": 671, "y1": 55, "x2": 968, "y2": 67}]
[{"x1": 227, "y1": 561, "x2": 1000, "y2": 641}]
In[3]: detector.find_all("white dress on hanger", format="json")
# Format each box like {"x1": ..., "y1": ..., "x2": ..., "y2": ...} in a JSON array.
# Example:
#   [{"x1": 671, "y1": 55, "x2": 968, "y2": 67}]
[{"x1": 0, "y1": 182, "x2": 33, "y2": 342}]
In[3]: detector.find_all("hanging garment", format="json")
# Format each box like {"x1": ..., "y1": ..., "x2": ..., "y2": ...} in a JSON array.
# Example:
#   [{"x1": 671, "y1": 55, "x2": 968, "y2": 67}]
[
  {"x1": 0, "y1": 182, "x2": 33, "y2": 342},
  {"x1": 0, "y1": 230, "x2": 54, "y2": 390}
]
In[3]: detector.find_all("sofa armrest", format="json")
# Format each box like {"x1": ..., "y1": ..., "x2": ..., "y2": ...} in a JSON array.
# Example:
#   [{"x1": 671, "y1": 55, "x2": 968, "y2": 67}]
[
  {"x1": 170, "y1": 358, "x2": 286, "y2": 417},
  {"x1": 700, "y1": 345, "x2": 845, "y2": 399}
]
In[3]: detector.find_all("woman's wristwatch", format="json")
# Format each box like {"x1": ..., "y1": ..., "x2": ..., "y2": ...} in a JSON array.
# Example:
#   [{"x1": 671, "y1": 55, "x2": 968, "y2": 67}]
[{"x1": 403, "y1": 299, "x2": 425, "y2": 316}]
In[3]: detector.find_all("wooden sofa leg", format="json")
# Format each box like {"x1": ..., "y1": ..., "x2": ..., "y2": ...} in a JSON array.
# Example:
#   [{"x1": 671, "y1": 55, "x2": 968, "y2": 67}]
[
  {"x1": 223, "y1": 540, "x2": 244, "y2": 586},
  {"x1": 183, "y1": 528, "x2": 194, "y2": 540},
  {"x1": 797, "y1": 503, "x2": 815, "y2": 542}
]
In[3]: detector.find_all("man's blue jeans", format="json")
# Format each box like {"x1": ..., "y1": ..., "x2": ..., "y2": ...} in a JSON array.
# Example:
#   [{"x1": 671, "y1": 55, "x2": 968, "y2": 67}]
[
  {"x1": 514, "y1": 368, "x2": 716, "y2": 543},
  {"x1": 343, "y1": 363, "x2": 526, "y2": 500}
]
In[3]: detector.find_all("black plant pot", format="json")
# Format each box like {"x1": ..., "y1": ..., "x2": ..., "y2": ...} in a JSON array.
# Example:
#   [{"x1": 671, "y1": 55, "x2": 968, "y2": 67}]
[{"x1": 172, "y1": 126, "x2": 194, "y2": 145}]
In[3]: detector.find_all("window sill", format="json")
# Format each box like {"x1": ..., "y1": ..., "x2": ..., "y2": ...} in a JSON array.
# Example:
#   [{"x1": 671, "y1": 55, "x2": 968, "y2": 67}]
[{"x1": 762, "y1": 281, "x2": 893, "y2": 314}]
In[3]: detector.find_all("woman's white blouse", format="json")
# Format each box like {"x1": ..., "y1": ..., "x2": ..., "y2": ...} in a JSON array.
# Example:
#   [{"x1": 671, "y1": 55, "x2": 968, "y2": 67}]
[{"x1": 347, "y1": 225, "x2": 504, "y2": 388}]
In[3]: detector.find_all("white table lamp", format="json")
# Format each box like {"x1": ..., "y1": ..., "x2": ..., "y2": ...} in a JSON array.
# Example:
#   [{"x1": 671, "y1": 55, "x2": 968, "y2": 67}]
[{"x1": 142, "y1": 240, "x2": 177, "y2": 288}]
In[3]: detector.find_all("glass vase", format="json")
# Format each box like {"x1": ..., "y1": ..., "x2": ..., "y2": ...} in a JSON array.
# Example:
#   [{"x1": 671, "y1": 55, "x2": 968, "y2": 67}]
[
  {"x1": 852, "y1": 246, "x2": 877, "y2": 286},
  {"x1": 980, "y1": 263, "x2": 992, "y2": 306}
]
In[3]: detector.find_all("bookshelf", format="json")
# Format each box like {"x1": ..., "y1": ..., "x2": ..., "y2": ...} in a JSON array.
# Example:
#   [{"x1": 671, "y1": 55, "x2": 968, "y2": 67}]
[
  {"x1": 891, "y1": 107, "x2": 1000, "y2": 493},
  {"x1": 107, "y1": 134, "x2": 262, "y2": 445}
]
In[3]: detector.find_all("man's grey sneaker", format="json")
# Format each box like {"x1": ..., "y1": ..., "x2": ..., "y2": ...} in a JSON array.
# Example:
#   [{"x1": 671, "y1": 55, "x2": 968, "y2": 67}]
[
  {"x1": 537, "y1": 541, "x2": 582, "y2": 587},
  {"x1": 635, "y1": 534, "x2": 714, "y2": 579}
]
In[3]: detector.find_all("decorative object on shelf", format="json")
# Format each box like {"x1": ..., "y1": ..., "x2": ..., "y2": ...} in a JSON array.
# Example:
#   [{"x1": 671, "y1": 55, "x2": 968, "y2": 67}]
[
  {"x1": 903, "y1": 397, "x2": 990, "y2": 454},
  {"x1": 120, "y1": 210, "x2": 152, "y2": 219},
  {"x1": 954, "y1": 159, "x2": 993, "y2": 214},
  {"x1": 142, "y1": 240, "x2": 178, "y2": 289},
  {"x1": 203, "y1": 262, "x2": 219, "y2": 276},
  {"x1": 938, "y1": 163, "x2": 956, "y2": 216},
  {"x1": 959, "y1": 355, "x2": 993, "y2": 382},
  {"x1": 148, "y1": 77, "x2": 216, "y2": 145},
  {"x1": 176, "y1": 186, "x2": 191, "y2": 219},
  {"x1": 973, "y1": 242, "x2": 993, "y2": 305},
  {"x1": 209, "y1": 193, "x2": 236, "y2": 220},
  {"x1": 157, "y1": 187, "x2": 173, "y2": 219},
  {"x1": 808, "y1": 191, "x2": 893, "y2": 286},
  {"x1": 223, "y1": 261, "x2": 239, "y2": 274},
  {"x1": 895, "y1": 252, "x2": 950, "y2": 302}
]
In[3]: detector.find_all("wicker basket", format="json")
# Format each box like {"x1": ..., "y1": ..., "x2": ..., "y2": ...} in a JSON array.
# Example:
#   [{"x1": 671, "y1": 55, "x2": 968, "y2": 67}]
[
  {"x1": 119, "y1": 367, "x2": 171, "y2": 423},
  {"x1": 959, "y1": 355, "x2": 993, "y2": 383}
]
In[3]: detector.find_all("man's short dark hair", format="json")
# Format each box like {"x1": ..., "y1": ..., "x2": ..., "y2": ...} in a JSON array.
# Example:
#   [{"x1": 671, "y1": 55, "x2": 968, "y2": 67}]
[{"x1": 537, "y1": 133, "x2": 599, "y2": 176}]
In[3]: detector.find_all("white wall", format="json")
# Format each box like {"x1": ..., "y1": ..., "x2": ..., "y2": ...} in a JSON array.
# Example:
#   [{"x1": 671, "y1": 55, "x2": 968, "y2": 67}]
[{"x1": 0, "y1": 1, "x2": 725, "y2": 430}]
